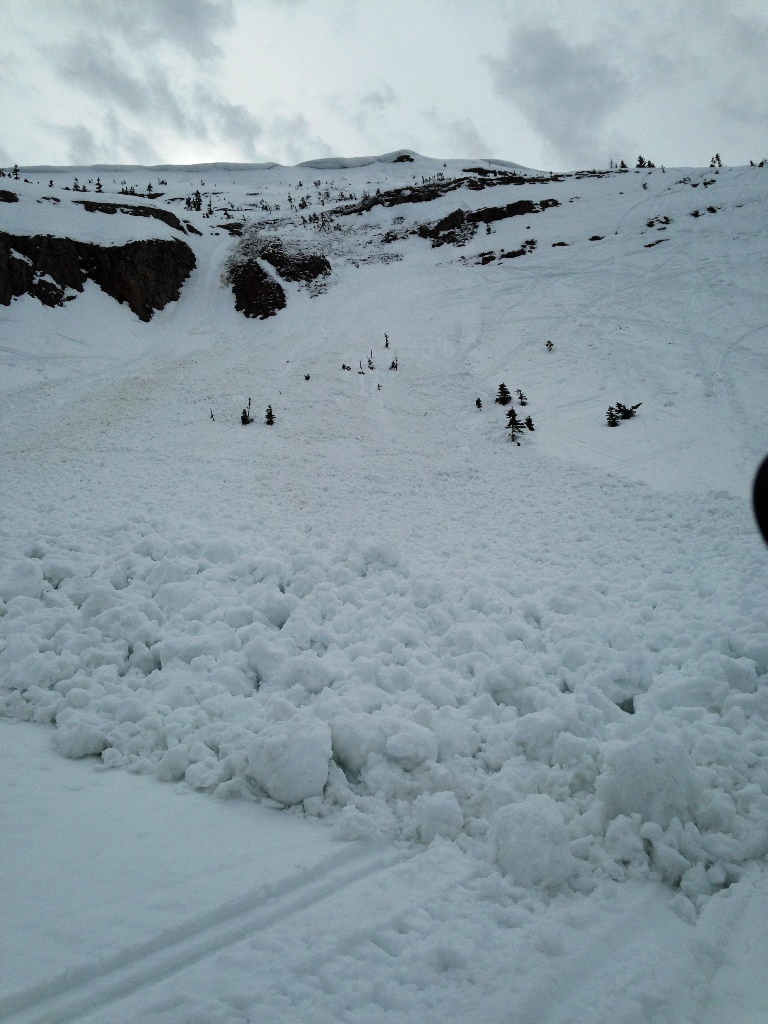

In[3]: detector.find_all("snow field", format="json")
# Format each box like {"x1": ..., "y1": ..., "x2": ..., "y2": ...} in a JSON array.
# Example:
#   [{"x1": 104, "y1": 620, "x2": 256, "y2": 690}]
[{"x1": 2, "y1": 156, "x2": 768, "y2": 1022}]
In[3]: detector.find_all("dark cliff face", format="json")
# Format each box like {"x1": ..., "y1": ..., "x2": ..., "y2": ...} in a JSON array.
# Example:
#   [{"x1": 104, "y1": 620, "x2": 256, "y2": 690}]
[
  {"x1": 224, "y1": 235, "x2": 331, "y2": 320},
  {"x1": 259, "y1": 240, "x2": 331, "y2": 283},
  {"x1": 73, "y1": 200, "x2": 186, "y2": 233},
  {"x1": 0, "y1": 232, "x2": 196, "y2": 321},
  {"x1": 228, "y1": 260, "x2": 287, "y2": 319}
]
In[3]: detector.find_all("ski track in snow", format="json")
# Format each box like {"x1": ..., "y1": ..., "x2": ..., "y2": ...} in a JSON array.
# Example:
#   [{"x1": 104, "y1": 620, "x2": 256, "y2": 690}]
[{"x1": 1, "y1": 842, "x2": 420, "y2": 1024}]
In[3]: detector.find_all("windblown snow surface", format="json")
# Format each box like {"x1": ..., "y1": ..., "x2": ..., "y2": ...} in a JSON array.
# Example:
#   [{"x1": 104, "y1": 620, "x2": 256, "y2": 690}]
[{"x1": 1, "y1": 154, "x2": 767, "y2": 1023}]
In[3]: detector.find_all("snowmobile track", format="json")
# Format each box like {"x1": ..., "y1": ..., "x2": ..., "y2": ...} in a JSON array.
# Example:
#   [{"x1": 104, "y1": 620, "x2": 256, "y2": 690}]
[{"x1": 0, "y1": 842, "x2": 409, "y2": 1024}]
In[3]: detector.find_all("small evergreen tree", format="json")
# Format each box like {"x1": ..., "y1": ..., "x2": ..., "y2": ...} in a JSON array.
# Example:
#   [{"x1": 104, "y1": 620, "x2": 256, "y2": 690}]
[
  {"x1": 495, "y1": 383, "x2": 512, "y2": 405},
  {"x1": 619, "y1": 159, "x2": 628, "y2": 169},
  {"x1": 265, "y1": 404, "x2": 275, "y2": 425},
  {"x1": 12, "y1": 164, "x2": 19, "y2": 180},
  {"x1": 615, "y1": 401, "x2": 641, "y2": 419},
  {"x1": 506, "y1": 406, "x2": 524, "y2": 442},
  {"x1": 95, "y1": 177, "x2": 102, "y2": 193},
  {"x1": 546, "y1": 340, "x2": 553, "y2": 351},
  {"x1": 241, "y1": 398, "x2": 253, "y2": 425},
  {"x1": 606, "y1": 406, "x2": 619, "y2": 426},
  {"x1": 636, "y1": 156, "x2": 647, "y2": 168},
  {"x1": 525, "y1": 416, "x2": 534, "y2": 431},
  {"x1": 475, "y1": 398, "x2": 482, "y2": 409},
  {"x1": 384, "y1": 333, "x2": 389, "y2": 348},
  {"x1": 389, "y1": 358, "x2": 398, "y2": 370},
  {"x1": 516, "y1": 389, "x2": 528, "y2": 406}
]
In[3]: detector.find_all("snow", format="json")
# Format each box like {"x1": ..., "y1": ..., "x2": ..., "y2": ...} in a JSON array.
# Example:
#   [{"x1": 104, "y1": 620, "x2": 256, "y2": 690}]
[{"x1": 1, "y1": 154, "x2": 767, "y2": 1022}]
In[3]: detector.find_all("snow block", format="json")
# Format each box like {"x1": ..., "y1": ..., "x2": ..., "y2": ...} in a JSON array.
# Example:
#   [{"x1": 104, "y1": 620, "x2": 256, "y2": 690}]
[
  {"x1": 490, "y1": 795, "x2": 576, "y2": 887},
  {"x1": 246, "y1": 717, "x2": 332, "y2": 805},
  {"x1": 596, "y1": 731, "x2": 703, "y2": 829}
]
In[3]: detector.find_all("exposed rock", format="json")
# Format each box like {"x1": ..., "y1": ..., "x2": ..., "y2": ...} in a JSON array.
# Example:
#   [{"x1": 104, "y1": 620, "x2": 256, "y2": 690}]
[
  {"x1": 0, "y1": 190, "x2": 19, "y2": 203},
  {"x1": 217, "y1": 222, "x2": 245, "y2": 236},
  {"x1": 417, "y1": 199, "x2": 560, "y2": 247},
  {"x1": 260, "y1": 239, "x2": 332, "y2": 283},
  {"x1": 74, "y1": 200, "x2": 186, "y2": 233},
  {"x1": 80, "y1": 238, "x2": 197, "y2": 321},
  {"x1": 336, "y1": 171, "x2": 564, "y2": 217},
  {"x1": 0, "y1": 231, "x2": 196, "y2": 320},
  {"x1": 228, "y1": 259, "x2": 286, "y2": 319},
  {"x1": 223, "y1": 231, "x2": 330, "y2": 319}
]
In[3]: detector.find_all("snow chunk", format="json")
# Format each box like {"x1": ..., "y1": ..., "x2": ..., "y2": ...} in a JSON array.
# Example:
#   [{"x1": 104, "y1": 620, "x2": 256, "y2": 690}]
[
  {"x1": 596, "y1": 731, "x2": 703, "y2": 829},
  {"x1": 0, "y1": 559, "x2": 45, "y2": 601},
  {"x1": 490, "y1": 795, "x2": 576, "y2": 887},
  {"x1": 246, "y1": 717, "x2": 332, "y2": 805},
  {"x1": 52, "y1": 710, "x2": 108, "y2": 758},
  {"x1": 414, "y1": 791, "x2": 464, "y2": 843},
  {"x1": 385, "y1": 721, "x2": 438, "y2": 769}
]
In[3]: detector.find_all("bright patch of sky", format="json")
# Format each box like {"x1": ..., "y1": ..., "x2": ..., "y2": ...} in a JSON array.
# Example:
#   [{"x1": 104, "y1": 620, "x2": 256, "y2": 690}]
[{"x1": 2, "y1": 0, "x2": 767, "y2": 169}]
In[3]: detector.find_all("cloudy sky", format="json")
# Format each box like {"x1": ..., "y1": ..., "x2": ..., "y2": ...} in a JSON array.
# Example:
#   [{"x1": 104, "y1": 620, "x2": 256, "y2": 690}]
[{"x1": 2, "y1": 0, "x2": 767, "y2": 170}]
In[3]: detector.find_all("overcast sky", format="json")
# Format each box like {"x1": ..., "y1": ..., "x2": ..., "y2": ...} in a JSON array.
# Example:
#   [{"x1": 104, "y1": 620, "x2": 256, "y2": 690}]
[{"x1": 2, "y1": 0, "x2": 767, "y2": 170}]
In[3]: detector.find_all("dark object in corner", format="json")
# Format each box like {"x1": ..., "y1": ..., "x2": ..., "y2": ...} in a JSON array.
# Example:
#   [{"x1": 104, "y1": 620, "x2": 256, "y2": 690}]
[{"x1": 753, "y1": 455, "x2": 768, "y2": 546}]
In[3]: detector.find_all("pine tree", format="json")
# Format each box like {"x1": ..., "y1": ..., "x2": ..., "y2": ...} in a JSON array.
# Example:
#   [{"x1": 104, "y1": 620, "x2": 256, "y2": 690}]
[
  {"x1": 546, "y1": 340, "x2": 553, "y2": 351},
  {"x1": 506, "y1": 407, "x2": 524, "y2": 442},
  {"x1": 615, "y1": 401, "x2": 641, "y2": 419},
  {"x1": 96, "y1": 178, "x2": 102, "y2": 193},
  {"x1": 475, "y1": 398, "x2": 482, "y2": 409},
  {"x1": 525, "y1": 416, "x2": 534, "y2": 431},
  {"x1": 516, "y1": 389, "x2": 528, "y2": 406},
  {"x1": 241, "y1": 397, "x2": 253, "y2": 425},
  {"x1": 636, "y1": 156, "x2": 647, "y2": 168},
  {"x1": 12, "y1": 164, "x2": 19, "y2": 180},
  {"x1": 606, "y1": 406, "x2": 619, "y2": 427},
  {"x1": 265, "y1": 405, "x2": 275, "y2": 425},
  {"x1": 495, "y1": 383, "x2": 512, "y2": 405}
]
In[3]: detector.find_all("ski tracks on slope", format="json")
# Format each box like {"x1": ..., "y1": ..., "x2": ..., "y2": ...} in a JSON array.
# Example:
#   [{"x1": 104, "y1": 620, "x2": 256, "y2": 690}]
[{"x1": 1, "y1": 841, "x2": 469, "y2": 1024}]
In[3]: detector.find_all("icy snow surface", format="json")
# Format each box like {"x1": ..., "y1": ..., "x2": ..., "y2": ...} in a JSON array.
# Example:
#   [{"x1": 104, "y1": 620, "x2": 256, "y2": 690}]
[{"x1": 1, "y1": 155, "x2": 767, "y2": 1022}]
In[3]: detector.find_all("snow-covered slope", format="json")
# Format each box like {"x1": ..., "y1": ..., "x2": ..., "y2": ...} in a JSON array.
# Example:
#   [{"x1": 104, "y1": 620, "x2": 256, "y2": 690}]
[{"x1": 1, "y1": 154, "x2": 767, "y2": 1023}]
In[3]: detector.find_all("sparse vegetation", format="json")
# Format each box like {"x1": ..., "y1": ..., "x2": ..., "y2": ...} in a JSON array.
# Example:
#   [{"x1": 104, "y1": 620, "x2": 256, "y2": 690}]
[{"x1": 495, "y1": 383, "x2": 512, "y2": 406}]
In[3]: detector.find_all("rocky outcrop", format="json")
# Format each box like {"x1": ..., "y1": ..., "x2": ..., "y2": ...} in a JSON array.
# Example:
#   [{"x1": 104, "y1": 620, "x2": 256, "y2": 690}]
[
  {"x1": 224, "y1": 233, "x2": 331, "y2": 319},
  {"x1": 229, "y1": 260, "x2": 286, "y2": 319},
  {"x1": 73, "y1": 200, "x2": 187, "y2": 233},
  {"x1": 260, "y1": 239, "x2": 331, "y2": 283},
  {"x1": 0, "y1": 190, "x2": 19, "y2": 203},
  {"x1": 336, "y1": 171, "x2": 564, "y2": 217},
  {"x1": 0, "y1": 231, "x2": 196, "y2": 321},
  {"x1": 417, "y1": 198, "x2": 561, "y2": 247}
]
